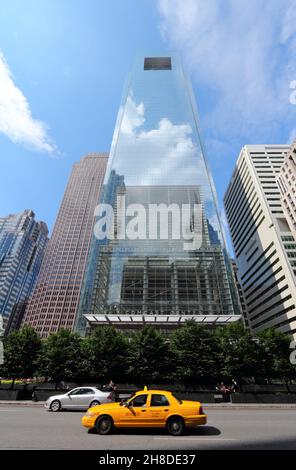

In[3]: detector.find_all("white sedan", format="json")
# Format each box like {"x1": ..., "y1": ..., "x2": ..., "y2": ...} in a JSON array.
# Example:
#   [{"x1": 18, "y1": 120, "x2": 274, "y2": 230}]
[{"x1": 45, "y1": 387, "x2": 113, "y2": 412}]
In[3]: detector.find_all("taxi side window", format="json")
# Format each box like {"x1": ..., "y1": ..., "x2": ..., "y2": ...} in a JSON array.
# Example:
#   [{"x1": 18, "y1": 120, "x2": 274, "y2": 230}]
[
  {"x1": 151, "y1": 394, "x2": 170, "y2": 407},
  {"x1": 130, "y1": 394, "x2": 148, "y2": 407}
]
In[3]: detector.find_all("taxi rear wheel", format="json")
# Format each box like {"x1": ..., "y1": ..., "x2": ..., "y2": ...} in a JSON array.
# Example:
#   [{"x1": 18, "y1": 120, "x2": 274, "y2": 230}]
[
  {"x1": 167, "y1": 416, "x2": 185, "y2": 436},
  {"x1": 96, "y1": 415, "x2": 113, "y2": 435}
]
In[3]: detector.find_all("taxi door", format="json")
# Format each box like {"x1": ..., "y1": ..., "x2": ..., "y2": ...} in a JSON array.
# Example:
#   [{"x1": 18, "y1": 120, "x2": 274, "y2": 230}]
[
  {"x1": 120, "y1": 394, "x2": 149, "y2": 426},
  {"x1": 148, "y1": 393, "x2": 171, "y2": 426}
]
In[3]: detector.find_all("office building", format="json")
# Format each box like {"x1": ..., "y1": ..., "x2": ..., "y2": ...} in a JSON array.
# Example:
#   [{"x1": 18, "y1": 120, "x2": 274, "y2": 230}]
[
  {"x1": 224, "y1": 145, "x2": 296, "y2": 339},
  {"x1": 231, "y1": 259, "x2": 249, "y2": 328},
  {"x1": 277, "y1": 141, "x2": 296, "y2": 241},
  {"x1": 23, "y1": 153, "x2": 108, "y2": 337},
  {"x1": 0, "y1": 210, "x2": 48, "y2": 333},
  {"x1": 77, "y1": 55, "x2": 241, "y2": 333}
]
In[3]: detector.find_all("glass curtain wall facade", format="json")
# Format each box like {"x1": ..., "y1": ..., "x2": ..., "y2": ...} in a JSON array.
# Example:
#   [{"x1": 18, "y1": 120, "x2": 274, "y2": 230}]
[
  {"x1": 76, "y1": 55, "x2": 240, "y2": 333},
  {"x1": 0, "y1": 210, "x2": 48, "y2": 333}
]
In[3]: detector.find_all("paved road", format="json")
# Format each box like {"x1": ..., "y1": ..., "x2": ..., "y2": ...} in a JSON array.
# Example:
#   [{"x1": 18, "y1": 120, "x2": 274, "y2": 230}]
[{"x1": 0, "y1": 405, "x2": 295, "y2": 450}]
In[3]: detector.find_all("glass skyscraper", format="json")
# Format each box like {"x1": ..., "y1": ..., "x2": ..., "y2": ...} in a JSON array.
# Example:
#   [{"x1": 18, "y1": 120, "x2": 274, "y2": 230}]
[
  {"x1": 76, "y1": 55, "x2": 240, "y2": 333},
  {"x1": 0, "y1": 210, "x2": 48, "y2": 333}
]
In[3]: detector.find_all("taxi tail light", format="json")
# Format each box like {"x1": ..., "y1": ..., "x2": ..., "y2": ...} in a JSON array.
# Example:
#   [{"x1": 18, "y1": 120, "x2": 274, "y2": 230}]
[{"x1": 199, "y1": 405, "x2": 204, "y2": 415}]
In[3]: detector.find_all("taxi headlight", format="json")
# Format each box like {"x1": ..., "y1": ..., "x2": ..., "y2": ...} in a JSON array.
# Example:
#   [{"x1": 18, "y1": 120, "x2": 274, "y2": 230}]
[{"x1": 85, "y1": 411, "x2": 97, "y2": 418}]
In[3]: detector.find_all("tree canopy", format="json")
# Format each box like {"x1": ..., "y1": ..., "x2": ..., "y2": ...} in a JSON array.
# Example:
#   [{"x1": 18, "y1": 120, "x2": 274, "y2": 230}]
[
  {"x1": 127, "y1": 325, "x2": 172, "y2": 384},
  {"x1": 1, "y1": 326, "x2": 41, "y2": 388},
  {"x1": 1, "y1": 322, "x2": 295, "y2": 387},
  {"x1": 84, "y1": 326, "x2": 129, "y2": 382},
  {"x1": 38, "y1": 329, "x2": 83, "y2": 388}
]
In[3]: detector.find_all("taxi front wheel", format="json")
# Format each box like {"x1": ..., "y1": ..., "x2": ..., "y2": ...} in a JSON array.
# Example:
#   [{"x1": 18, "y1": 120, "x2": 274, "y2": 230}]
[
  {"x1": 96, "y1": 415, "x2": 113, "y2": 435},
  {"x1": 167, "y1": 416, "x2": 185, "y2": 436}
]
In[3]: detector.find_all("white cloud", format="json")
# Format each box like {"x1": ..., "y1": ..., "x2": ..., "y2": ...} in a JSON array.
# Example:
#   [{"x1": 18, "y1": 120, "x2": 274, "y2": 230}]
[
  {"x1": 0, "y1": 52, "x2": 56, "y2": 153},
  {"x1": 157, "y1": 0, "x2": 296, "y2": 144}
]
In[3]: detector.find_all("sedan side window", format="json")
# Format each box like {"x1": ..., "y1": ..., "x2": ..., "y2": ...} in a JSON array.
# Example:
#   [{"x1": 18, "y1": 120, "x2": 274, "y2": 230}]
[
  {"x1": 150, "y1": 394, "x2": 170, "y2": 407},
  {"x1": 130, "y1": 394, "x2": 148, "y2": 407},
  {"x1": 70, "y1": 388, "x2": 87, "y2": 395},
  {"x1": 69, "y1": 389, "x2": 80, "y2": 396}
]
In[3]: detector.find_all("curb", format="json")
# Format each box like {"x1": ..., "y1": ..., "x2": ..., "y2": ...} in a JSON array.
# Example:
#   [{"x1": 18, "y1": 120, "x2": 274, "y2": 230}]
[
  {"x1": 203, "y1": 404, "x2": 296, "y2": 410},
  {"x1": 0, "y1": 401, "x2": 45, "y2": 407},
  {"x1": 1, "y1": 401, "x2": 296, "y2": 410}
]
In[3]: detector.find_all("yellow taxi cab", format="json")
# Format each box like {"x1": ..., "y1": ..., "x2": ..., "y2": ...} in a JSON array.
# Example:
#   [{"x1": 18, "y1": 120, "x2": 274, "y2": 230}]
[{"x1": 81, "y1": 387, "x2": 207, "y2": 436}]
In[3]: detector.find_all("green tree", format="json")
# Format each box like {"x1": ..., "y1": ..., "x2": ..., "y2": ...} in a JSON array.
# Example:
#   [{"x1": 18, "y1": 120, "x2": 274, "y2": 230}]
[
  {"x1": 39, "y1": 329, "x2": 83, "y2": 389},
  {"x1": 256, "y1": 328, "x2": 296, "y2": 389},
  {"x1": 84, "y1": 326, "x2": 129, "y2": 383},
  {"x1": 170, "y1": 320, "x2": 219, "y2": 385},
  {"x1": 128, "y1": 325, "x2": 172, "y2": 384},
  {"x1": 1, "y1": 326, "x2": 41, "y2": 389},
  {"x1": 214, "y1": 322, "x2": 259, "y2": 383}
]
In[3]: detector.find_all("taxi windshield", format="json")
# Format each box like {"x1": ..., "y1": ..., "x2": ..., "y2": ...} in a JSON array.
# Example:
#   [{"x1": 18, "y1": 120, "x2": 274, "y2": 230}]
[{"x1": 126, "y1": 393, "x2": 136, "y2": 403}]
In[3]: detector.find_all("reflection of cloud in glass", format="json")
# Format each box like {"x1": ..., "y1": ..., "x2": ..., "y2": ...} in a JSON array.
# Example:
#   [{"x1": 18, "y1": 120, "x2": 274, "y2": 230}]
[
  {"x1": 121, "y1": 94, "x2": 145, "y2": 135},
  {"x1": 112, "y1": 94, "x2": 222, "y2": 238},
  {"x1": 116, "y1": 94, "x2": 203, "y2": 186}
]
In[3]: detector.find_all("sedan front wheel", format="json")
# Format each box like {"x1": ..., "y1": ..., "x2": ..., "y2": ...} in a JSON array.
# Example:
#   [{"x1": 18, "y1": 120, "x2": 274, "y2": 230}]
[{"x1": 50, "y1": 400, "x2": 61, "y2": 412}]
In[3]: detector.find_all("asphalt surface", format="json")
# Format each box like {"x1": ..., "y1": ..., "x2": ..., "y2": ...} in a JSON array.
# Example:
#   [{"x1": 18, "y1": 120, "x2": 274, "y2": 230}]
[{"x1": 0, "y1": 404, "x2": 296, "y2": 450}]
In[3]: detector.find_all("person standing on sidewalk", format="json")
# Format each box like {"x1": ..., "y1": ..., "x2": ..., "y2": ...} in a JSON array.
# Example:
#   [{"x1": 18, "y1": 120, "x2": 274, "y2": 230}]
[{"x1": 107, "y1": 380, "x2": 117, "y2": 401}]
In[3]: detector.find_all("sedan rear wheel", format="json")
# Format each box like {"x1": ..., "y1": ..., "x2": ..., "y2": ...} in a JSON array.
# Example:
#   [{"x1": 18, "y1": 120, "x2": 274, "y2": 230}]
[
  {"x1": 50, "y1": 400, "x2": 61, "y2": 412},
  {"x1": 90, "y1": 400, "x2": 100, "y2": 408},
  {"x1": 96, "y1": 415, "x2": 113, "y2": 435},
  {"x1": 167, "y1": 416, "x2": 185, "y2": 436}
]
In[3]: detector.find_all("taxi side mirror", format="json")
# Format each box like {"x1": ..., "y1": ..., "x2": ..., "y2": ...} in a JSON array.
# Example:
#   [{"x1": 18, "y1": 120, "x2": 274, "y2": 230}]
[{"x1": 120, "y1": 401, "x2": 130, "y2": 407}]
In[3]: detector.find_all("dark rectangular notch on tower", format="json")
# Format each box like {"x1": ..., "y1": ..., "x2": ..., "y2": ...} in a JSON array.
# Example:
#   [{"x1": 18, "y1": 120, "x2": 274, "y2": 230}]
[{"x1": 144, "y1": 57, "x2": 172, "y2": 70}]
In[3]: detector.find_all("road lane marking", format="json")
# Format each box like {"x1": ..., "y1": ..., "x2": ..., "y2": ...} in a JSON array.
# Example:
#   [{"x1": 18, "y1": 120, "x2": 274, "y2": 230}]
[
  {"x1": 154, "y1": 437, "x2": 237, "y2": 441},
  {"x1": 0, "y1": 409, "x2": 21, "y2": 411}
]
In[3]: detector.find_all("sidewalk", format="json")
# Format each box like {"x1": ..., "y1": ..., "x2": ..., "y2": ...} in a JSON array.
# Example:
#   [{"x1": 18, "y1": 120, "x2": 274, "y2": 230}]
[{"x1": 0, "y1": 400, "x2": 45, "y2": 406}]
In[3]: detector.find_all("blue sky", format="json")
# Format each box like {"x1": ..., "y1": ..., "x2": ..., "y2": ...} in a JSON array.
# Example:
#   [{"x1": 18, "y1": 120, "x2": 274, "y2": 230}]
[{"x1": 0, "y1": 0, "x2": 296, "y2": 246}]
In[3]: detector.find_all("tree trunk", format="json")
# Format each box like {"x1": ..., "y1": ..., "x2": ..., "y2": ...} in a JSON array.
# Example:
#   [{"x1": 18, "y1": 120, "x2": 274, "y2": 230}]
[
  {"x1": 10, "y1": 377, "x2": 15, "y2": 390},
  {"x1": 284, "y1": 378, "x2": 290, "y2": 393}
]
